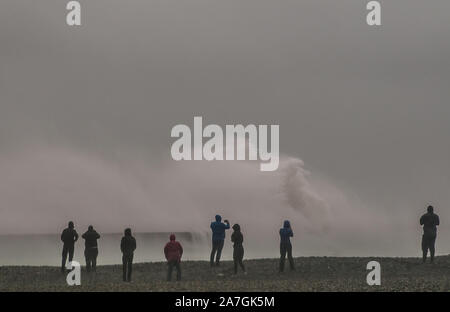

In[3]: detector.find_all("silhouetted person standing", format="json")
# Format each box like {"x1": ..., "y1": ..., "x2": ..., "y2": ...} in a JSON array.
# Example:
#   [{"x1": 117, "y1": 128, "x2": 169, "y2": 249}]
[
  {"x1": 82, "y1": 225, "x2": 100, "y2": 272},
  {"x1": 279, "y1": 220, "x2": 295, "y2": 272},
  {"x1": 210, "y1": 215, "x2": 230, "y2": 267},
  {"x1": 120, "y1": 228, "x2": 136, "y2": 282},
  {"x1": 231, "y1": 224, "x2": 246, "y2": 275},
  {"x1": 420, "y1": 206, "x2": 440, "y2": 263},
  {"x1": 61, "y1": 221, "x2": 79, "y2": 273},
  {"x1": 164, "y1": 234, "x2": 183, "y2": 281}
]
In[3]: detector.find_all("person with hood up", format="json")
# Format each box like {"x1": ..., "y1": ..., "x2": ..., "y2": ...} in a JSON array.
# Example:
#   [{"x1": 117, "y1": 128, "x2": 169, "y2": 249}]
[
  {"x1": 60, "y1": 221, "x2": 79, "y2": 273},
  {"x1": 279, "y1": 220, "x2": 295, "y2": 272},
  {"x1": 120, "y1": 228, "x2": 137, "y2": 282},
  {"x1": 81, "y1": 225, "x2": 100, "y2": 272},
  {"x1": 164, "y1": 234, "x2": 183, "y2": 281},
  {"x1": 231, "y1": 224, "x2": 246, "y2": 275},
  {"x1": 210, "y1": 215, "x2": 230, "y2": 267}
]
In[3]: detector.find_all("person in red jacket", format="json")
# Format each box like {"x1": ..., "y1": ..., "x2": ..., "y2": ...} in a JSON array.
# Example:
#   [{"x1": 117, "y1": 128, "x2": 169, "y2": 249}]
[{"x1": 164, "y1": 234, "x2": 183, "y2": 281}]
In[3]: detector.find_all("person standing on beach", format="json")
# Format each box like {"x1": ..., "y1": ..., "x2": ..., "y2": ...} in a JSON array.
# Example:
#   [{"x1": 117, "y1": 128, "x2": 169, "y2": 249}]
[
  {"x1": 120, "y1": 228, "x2": 137, "y2": 282},
  {"x1": 231, "y1": 224, "x2": 246, "y2": 275},
  {"x1": 279, "y1": 220, "x2": 295, "y2": 273},
  {"x1": 61, "y1": 221, "x2": 79, "y2": 273},
  {"x1": 81, "y1": 225, "x2": 100, "y2": 272},
  {"x1": 164, "y1": 234, "x2": 183, "y2": 281},
  {"x1": 420, "y1": 205, "x2": 440, "y2": 263},
  {"x1": 210, "y1": 215, "x2": 230, "y2": 267}
]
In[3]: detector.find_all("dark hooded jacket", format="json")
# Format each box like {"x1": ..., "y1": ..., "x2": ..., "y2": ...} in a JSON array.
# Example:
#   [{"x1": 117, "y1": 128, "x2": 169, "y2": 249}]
[
  {"x1": 61, "y1": 225, "x2": 79, "y2": 246},
  {"x1": 82, "y1": 227, "x2": 100, "y2": 249},
  {"x1": 121, "y1": 229, "x2": 137, "y2": 255},
  {"x1": 210, "y1": 215, "x2": 230, "y2": 242},
  {"x1": 420, "y1": 212, "x2": 440, "y2": 237},
  {"x1": 231, "y1": 224, "x2": 244, "y2": 247},
  {"x1": 279, "y1": 220, "x2": 293, "y2": 245},
  {"x1": 164, "y1": 234, "x2": 183, "y2": 263}
]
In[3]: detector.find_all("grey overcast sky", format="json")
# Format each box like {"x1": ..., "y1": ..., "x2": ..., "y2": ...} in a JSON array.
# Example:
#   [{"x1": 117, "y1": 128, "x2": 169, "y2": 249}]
[{"x1": 0, "y1": 0, "x2": 449, "y2": 255}]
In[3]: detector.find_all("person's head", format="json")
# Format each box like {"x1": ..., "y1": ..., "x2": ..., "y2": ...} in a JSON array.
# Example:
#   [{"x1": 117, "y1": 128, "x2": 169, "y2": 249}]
[
  {"x1": 170, "y1": 234, "x2": 176, "y2": 241},
  {"x1": 88, "y1": 225, "x2": 93, "y2": 231},
  {"x1": 215, "y1": 215, "x2": 222, "y2": 222},
  {"x1": 283, "y1": 220, "x2": 291, "y2": 228},
  {"x1": 427, "y1": 205, "x2": 434, "y2": 213},
  {"x1": 232, "y1": 224, "x2": 240, "y2": 231},
  {"x1": 68, "y1": 221, "x2": 74, "y2": 229},
  {"x1": 124, "y1": 228, "x2": 132, "y2": 236}
]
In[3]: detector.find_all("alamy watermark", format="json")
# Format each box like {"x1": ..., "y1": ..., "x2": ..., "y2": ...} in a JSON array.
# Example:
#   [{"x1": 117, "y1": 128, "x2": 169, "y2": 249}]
[
  {"x1": 366, "y1": 261, "x2": 381, "y2": 286},
  {"x1": 65, "y1": 1, "x2": 382, "y2": 27},
  {"x1": 170, "y1": 117, "x2": 279, "y2": 171},
  {"x1": 66, "y1": 261, "x2": 81, "y2": 286}
]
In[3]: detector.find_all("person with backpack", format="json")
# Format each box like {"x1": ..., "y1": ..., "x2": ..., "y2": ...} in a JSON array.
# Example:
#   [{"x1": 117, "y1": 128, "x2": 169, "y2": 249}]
[
  {"x1": 81, "y1": 225, "x2": 100, "y2": 272},
  {"x1": 164, "y1": 234, "x2": 183, "y2": 281}
]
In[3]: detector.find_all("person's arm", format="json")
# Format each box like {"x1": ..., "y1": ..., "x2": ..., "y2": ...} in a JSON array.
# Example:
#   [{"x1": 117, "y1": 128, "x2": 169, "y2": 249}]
[
  {"x1": 420, "y1": 215, "x2": 425, "y2": 225},
  {"x1": 224, "y1": 220, "x2": 230, "y2": 229},
  {"x1": 289, "y1": 228, "x2": 294, "y2": 237},
  {"x1": 74, "y1": 231, "x2": 79, "y2": 242},
  {"x1": 82, "y1": 232, "x2": 86, "y2": 239},
  {"x1": 164, "y1": 244, "x2": 169, "y2": 260},
  {"x1": 96, "y1": 232, "x2": 100, "y2": 239},
  {"x1": 61, "y1": 230, "x2": 65, "y2": 242},
  {"x1": 179, "y1": 243, "x2": 183, "y2": 258},
  {"x1": 436, "y1": 215, "x2": 440, "y2": 226},
  {"x1": 132, "y1": 238, "x2": 137, "y2": 252},
  {"x1": 120, "y1": 238, "x2": 124, "y2": 253}
]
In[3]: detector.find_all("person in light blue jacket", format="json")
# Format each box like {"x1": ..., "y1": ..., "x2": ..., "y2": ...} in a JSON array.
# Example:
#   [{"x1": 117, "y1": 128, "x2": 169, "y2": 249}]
[{"x1": 210, "y1": 215, "x2": 230, "y2": 266}]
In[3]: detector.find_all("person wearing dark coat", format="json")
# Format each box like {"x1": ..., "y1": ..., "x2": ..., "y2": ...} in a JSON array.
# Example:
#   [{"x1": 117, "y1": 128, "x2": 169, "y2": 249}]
[
  {"x1": 279, "y1": 220, "x2": 295, "y2": 272},
  {"x1": 420, "y1": 205, "x2": 440, "y2": 263},
  {"x1": 120, "y1": 228, "x2": 137, "y2": 282},
  {"x1": 61, "y1": 221, "x2": 79, "y2": 272},
  {"x1": 210, "y1": 215, "x2": 230, "y2": 266},
  {"x1": 164, "y1": 234, "x2": 183, "y2": 281},
  {"x1": 81, "y1": 225, "x2": 100, "y2": 272},
  {"x1": 231, "y1": 224, "x2": 246, "y2": 274}
]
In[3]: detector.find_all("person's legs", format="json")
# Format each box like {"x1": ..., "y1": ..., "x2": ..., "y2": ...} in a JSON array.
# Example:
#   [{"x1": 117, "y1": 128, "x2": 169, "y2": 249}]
[
  {"x1": 210, "y1": 241, "x2": 219, "y2": 266},
  {"x1": 215, "y1": 240, "x2": 224, "y2": 265},
  {"x1": 167, "y1": 261, "x2": 174, "y2": 281},
  {"x1": 84, "y1": 250, "x2": 91, "y2": 272},
  {"x1": 234, "y1": 246, "x2": 245, "y2": 273},
  {"x1": 68, "y1": 244, "x2": 75, "y2": 263},
  {"x1": 422, "y1": 235, "x2": 428, "y2": 263},
  {"x1": 233, "y1": 247, "x2": 238, "y2": 274},
  {"x1": 279, "y1": 244, "x2": 287, "y2": 272},
  {"x1": 240, "y1": 247, "x2": 246, "y2": 272},
  {"x1": 61, "y1": 245, "x2": 68, "y2": 272},
  {"x1": 175, "y1": 261, "x2": 181, "y2": 281},
  {"x1": 92, "y1": 249, "x2": 98, "y2": 272},
  {"x1": 287, "y1": 244, "x2": 295, "y2": 270},
  {"x1": 122, "y1": 255, "x2": 127, "y2": 281},
  {"x1": 239, "y1": 258, "x2": 245, "y2": 272},
  {"x1": 430, "y1": 235, "x2": 437, "y2": 263},
  {"x1": 127, "y1": 254, "x2": 133, "y2": 282}
]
